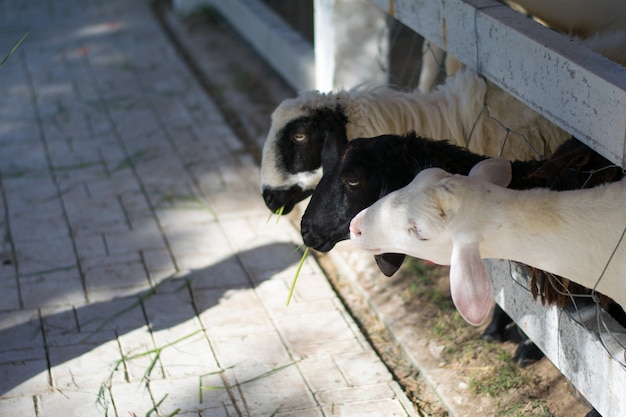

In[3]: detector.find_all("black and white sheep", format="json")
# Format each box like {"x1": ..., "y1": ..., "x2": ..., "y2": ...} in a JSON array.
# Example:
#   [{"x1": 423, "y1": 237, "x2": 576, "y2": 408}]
[
  {"x1": 260, "y1": 67, "x2": 568, "y2": 213},
  {"x1": 349, "y1": 158, "x2": 626, "y2": 325},
  {"x1": 261, "y1": 30, "x2": 626, "y2": 214}
]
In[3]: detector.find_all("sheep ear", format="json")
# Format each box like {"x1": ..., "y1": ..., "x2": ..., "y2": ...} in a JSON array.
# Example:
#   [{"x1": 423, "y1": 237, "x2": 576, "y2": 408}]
[
  {"x1": 374, "y1": 253, "x2": 406, "y2": 277},
  {"x1": 468, "y1": 158, "x2": 512, "y2": 187},
  {"x1": 449, "y1": 241, "x2": 493, "y2": 326}
]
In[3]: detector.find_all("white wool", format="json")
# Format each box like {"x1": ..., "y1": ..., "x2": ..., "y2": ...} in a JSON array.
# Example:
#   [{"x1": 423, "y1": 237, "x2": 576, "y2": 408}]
[{"x1": 344, "y1": 67, "x2": 567, "y2": 160}]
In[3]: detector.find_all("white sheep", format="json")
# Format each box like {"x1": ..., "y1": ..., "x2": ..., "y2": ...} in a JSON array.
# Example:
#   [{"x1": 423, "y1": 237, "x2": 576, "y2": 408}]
[
  {"x1": 349, "y1": 158, "x2": 626, "y2": 326},
  {"x1": 261, "y1": 31, "x2": 626, "y2": 214}
]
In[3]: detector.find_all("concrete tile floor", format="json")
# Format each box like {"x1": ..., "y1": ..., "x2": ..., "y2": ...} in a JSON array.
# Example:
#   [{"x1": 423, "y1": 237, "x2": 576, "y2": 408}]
[{"x1": 0, "y1": 0, "x2": 419, "y2": 415}]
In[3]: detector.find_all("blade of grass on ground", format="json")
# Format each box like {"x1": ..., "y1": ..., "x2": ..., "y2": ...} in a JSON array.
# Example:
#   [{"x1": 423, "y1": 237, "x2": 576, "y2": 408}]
[
  {"x1": 200, "y1": 359, "x2": 302, "y2": 391},
  {"x1": 0, "y1": 32, "x2": 29, "y2": 68}
]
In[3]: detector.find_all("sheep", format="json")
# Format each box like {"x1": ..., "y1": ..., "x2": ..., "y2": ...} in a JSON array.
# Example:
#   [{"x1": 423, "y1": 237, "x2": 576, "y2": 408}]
[
  {"x1": 349, "y1": 158, "x2": 626, "y2": 325},
  {"x1": 260, "y1": 68, "x2": 568, "y2": 214},
  {"x1": 301, "y1": 132, "x2": 623, "y2": 364},
  {"x1": 261, "y1": 30, "x2": 626, "y2": 215}
]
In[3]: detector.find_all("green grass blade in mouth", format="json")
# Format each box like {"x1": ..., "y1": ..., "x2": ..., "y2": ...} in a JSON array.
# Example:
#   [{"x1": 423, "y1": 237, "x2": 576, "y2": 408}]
[
  {"x1": 286, "y1": 246, "x2": 309, "y2": 306},
  {"x1": 266, "y1": 205, "x2": 285, "y2": 224}
]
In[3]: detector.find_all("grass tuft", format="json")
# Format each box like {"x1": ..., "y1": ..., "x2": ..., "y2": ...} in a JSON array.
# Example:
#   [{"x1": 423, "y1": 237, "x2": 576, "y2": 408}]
[
  {"x1": 286, "y1": 246, "x2": 309, "y2": 306},
  {"x1": 468, "y1": 349, "x2": 534, "y2": 398},
  {"x1": 96, "y1": 329, "x2": 203, "y2": 416}
]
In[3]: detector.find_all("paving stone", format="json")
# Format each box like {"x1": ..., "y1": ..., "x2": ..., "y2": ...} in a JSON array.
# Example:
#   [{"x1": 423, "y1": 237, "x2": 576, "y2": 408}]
[
  {"x1": 334, "y1": 350, "x2": 395, "y2": 386},
  {"x1": 83, "y1": 257, "x2": 150, "y2": 297},
  {"x1": 64, "y1": 190, "x2": 131, "y2": 234},
  {"x1": 73, "y1": 232, "x2": 109, "y2": 259},
  {"x1": 0, "y1": 142, "x2": 47, "y2": 175},
  {"x1": 0, "y1": 395, "x2": 36, "y2": 417},
  {"x1": 0, "y1": 310, "x2": 43, "y2": 349},
  {"x1": 316, "y1": 383, "x2": 407, "y2": 409},
  {"x1": 19, "y1": 269, "x2": 85, "y2": 308},
  {"x1": 236, "y1": 366, "x2": 318, "y2": 416},
  {"x1": 39, "y1": 306, "x2": 79, "y2": 337},
  {"x1": 274, "y1": 310, "x2": 365, "y2": 355},
  {"x1": 13, "y1": 238, "x2": 78, "y2": 276},
  {"x1": 150, "y1": 376, "x2": 229, "y2": 414},
  {"x1": 103, "y1": 228, "x2": 168, "y2": 255},
  {"x1": 321, "y1": 398, "x2": 415, "y2": 417},
  {"x1": 49, "y1": 337, "x2": 124, "y2": 390},
  {"x1": 164, "y1": 221, "x2": 232, "y2": 257},
  {"x1": 187, "y1": 256, "x2": 250, "y2": 290},
  {"x1": 196, "y1": 288, "x2": 276, "y2": 338},
  {"x1": 151, "y1": 325, "x2": 220, "y2": 379},
  {"x1": 0, "y1": 361, "x2": 50, "y2": 397},
  {"x1": 117, "y1": 327, "x2": 162, "y2": 383},
  {"x1": 75, "y1": 297, "x2": 147, "y2": 333},
  {"x1": 210, "y1": 331, "x2": 292, "y2": 377},
  {"x1": 0, "y1": 282, "x2": 20, "y2": 310},
  {"x1": 108, "y1": 381, "x2": 155, "y2": 417},
  {"x1": 38, "y1": 389, "x2": 109, "y2": 417},
  {"x1": 143, "y1": 291, "x2": 196, "y2": 330},
  {"x1": 141, "y1": 247, "x2": 177, "y2": 278}
]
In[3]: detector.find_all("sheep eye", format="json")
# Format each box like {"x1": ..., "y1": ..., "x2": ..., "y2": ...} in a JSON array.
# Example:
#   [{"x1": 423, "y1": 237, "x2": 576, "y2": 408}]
[
  {"x1": 409, "y1": 226, "x2": 428, "y2": 241},
  {"x1": 292, "y1": 133, "x2": 307, "y2": 142},
  {"x1": 347, "y1": 179, "x2": 359, "y2": 188}
]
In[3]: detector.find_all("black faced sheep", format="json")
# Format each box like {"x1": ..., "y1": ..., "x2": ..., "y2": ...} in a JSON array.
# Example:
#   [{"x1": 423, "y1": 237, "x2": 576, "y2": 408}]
[
  {"x1": 261, "y1": 31, "x2": 626, "y2": 214},
  {"x1": 349, "y1": 158, "x2": 626, "y2": 325},
  {"x1": 261, "y1": 67, "x2": 567, "y2": 213}
]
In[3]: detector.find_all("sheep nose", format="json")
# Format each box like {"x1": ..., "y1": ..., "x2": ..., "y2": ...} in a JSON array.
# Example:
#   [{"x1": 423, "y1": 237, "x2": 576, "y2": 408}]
[
  {"x1": 349, "y1": 215, "x2": 362, "y2": 237},
  {"x1": 262, "y1": 189, "x2": 279, "y2": 210}
]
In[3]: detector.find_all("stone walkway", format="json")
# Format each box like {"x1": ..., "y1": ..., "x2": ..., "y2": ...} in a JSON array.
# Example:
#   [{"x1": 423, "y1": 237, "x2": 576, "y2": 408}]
[{"x1": 0, "y1": 0, "x2": 418, "y2": 416}]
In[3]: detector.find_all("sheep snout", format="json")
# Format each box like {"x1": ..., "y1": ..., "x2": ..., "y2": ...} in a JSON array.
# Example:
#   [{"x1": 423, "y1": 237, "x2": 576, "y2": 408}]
[{"x1": 349, "y1": 212, "x2": 363, "y2": 237}]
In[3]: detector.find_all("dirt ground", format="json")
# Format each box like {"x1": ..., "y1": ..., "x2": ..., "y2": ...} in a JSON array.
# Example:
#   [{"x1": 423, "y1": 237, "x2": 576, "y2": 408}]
[{"x1": 156, "y1": 3, "x2": 596, "y2": 416}]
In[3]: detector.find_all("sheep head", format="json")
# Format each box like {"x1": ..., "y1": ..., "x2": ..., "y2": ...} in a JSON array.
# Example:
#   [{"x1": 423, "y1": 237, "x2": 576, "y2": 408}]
[
  {"x1": 300, "y1": 134, "x2": 432, "y2": 253},
  {"x1": 260, "y1": 92, "x2": 349, "y2": 214},
  {"x1": 350, "y1": 158, "x2": 513, "y2": 326}
]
